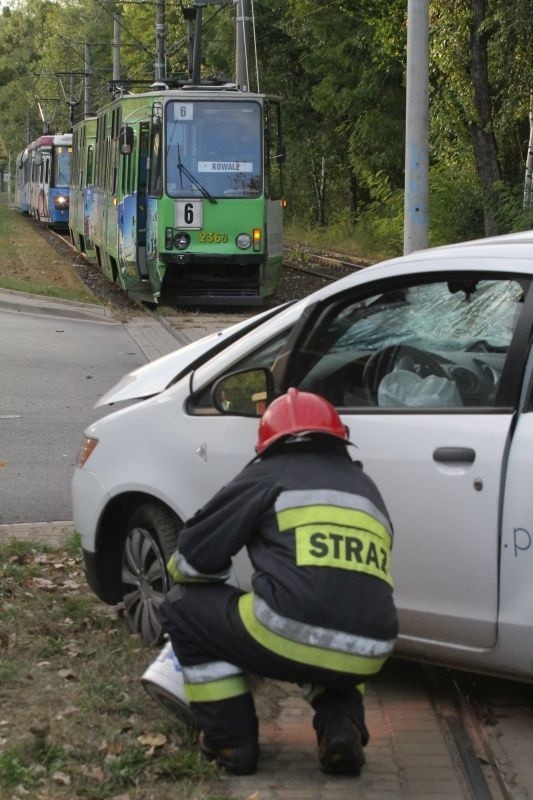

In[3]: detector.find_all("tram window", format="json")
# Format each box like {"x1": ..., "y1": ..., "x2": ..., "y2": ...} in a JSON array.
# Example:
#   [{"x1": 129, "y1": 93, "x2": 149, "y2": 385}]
[
  {"x1": 112, "y1": 138, "x2": 119, "y2": 195},
  {"x1": 102, "y1": 140, "x2": 109, "y2": 190},
  {"x1": 149, "y1": 120, "x2": 163, "y2": 196},
  {"x1": 95, "y1": 119, "x2": 104, "y2": 189},
  {"x1": 86, "y1": 145, "x2": 94, "y2": 187},
  {"x1": 121, "y1": 135, "x2": 133, "y2": 196}
]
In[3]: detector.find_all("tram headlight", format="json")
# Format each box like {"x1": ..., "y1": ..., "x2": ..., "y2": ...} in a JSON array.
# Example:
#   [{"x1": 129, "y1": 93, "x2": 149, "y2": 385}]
[
  {"x1": 54, "y1": 195, "x2": 69, "y2": 208},
  {"x1": 236, "y1": 233, "x2": 252, "y2": 250},
  {"x1": 174, "y1": 232, "x2": 190, "y2": 250}
]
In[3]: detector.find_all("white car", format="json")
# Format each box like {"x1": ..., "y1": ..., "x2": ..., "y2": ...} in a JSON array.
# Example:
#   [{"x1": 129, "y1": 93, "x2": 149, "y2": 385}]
[{"x1": 73, "y1": 230, "x2": 533, "y2": 683}]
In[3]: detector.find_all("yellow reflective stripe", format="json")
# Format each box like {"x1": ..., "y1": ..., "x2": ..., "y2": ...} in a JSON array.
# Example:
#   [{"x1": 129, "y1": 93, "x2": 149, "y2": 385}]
[
  {"x1": 167, "y1": 554, "x2": 224, "y2": 584},
  {"x1": 276, "y1": 505, "x2": 391, "y2": 544},
  {"x1": 238, "y1": 594, "x2": 387, "y2": 676},
  {"x1": 184, "y1": 675, "x2": 249, "y2": 703},
  {"x1": 167, "y1": 558, "x2": 207, "y2": 584},
  {"x1": 295, "y1": 524, "x2": 393, "y2": 587},
  {"x1": 167, "y1": 554, "x2": 185, "y2": 582}
]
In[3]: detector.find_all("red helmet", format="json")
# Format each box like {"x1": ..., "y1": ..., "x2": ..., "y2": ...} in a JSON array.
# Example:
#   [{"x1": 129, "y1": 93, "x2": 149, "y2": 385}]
[{"x1": 255, "y1": 388, "x2": 348, "y2": 454}]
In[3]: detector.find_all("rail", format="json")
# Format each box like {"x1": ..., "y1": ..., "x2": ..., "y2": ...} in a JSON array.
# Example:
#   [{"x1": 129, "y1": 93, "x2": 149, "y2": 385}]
[{"x1": 283, "y1": 245, "x2": 367, "y2": 282}]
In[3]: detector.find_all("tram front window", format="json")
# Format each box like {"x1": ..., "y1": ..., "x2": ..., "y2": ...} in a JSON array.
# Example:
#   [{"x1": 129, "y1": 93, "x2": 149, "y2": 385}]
[{"x1": 165, "y1": 101, "x2": 262, "y2": 198}]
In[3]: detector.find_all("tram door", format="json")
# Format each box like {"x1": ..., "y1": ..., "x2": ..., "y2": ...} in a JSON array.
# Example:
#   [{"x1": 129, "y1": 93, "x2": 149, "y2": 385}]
[
  {"x1": 136, "y1": 124, "x2": 149, "y2": 279},
  {"x1": 119, "y1": 123, "x2": 149, "y2": 281}
]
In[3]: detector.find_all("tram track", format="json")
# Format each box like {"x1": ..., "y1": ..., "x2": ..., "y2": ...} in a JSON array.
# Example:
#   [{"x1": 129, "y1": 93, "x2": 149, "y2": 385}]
[
  {"x1": 421, "y1": 664, "x2": 533, "y2": 799},
  {"x1": 424, "y1": 666, "x2": 506, "y2": 799},
  {"x1": 282, "y1": 245, "x2": 367, "y2": 283}
]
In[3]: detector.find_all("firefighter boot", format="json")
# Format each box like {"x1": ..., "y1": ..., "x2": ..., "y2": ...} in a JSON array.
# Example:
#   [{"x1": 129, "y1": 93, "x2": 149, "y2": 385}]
[
  {"x1": 317, "y1": 715, "x2": 366, "y2": 776},
  {"x1": 198, "y1": 731, "x2": 259, "y2": 775}
]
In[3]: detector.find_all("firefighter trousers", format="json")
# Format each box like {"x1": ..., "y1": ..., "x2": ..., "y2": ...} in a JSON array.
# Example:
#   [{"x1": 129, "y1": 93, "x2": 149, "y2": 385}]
[{"x1": 158, "y1": 583, "x2": 370, "y2": 749}]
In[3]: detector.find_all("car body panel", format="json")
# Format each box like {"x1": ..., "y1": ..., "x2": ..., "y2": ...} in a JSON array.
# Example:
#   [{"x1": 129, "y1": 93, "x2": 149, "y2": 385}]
[{"x1": 341, "y1": 412, "x2": 509, "y2": 650}]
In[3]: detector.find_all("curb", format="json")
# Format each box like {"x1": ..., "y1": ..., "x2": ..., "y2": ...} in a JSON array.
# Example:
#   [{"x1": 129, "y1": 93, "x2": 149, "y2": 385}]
[
  {"x1": 0, "y1": 288, "x2": 118, "y2": 323},
  {"x1": 0, "y1": 521, "x2": 75, "y2": 548}
]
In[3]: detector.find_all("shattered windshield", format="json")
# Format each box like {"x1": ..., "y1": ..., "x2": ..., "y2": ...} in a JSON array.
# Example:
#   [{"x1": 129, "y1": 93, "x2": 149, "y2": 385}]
[
  {"x1": 332, "y1": 279, "x2": 524, "y2": 353},
  {"x1": 165, "y1": 100, "x2": 262, "y2": 199}
]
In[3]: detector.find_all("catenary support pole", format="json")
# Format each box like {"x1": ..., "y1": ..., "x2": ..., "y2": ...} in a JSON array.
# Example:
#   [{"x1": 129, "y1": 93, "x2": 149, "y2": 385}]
[
  {"x1": 155, "y1": 0, "x2": 166, "y2": 82},
  {"x1": 84, "y1": 45, "x2": 92, "y2": 117},
  {"x1": 403, "y1": 0, "x2": 429, "y2": 254},
  {"x1": 235, "y1": 0, "x2": 252, "y2": 91},
  {"x1": 113, "y1": 13, "x2": 121, "y2": 83}
]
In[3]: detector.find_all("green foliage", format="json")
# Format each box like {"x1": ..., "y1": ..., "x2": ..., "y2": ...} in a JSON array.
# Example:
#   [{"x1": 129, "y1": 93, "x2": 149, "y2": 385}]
[
  {"x1": 64, "y1": 530, "x2": 82, "y2": 555},
  {"x1": 0, "y1": 743, "x2": 68, "y2": 790},
  {"x1": 0, "y1": 749, "x2": 40, "y2": 789},
  {"x1": 428, "y1": 161, "x2": 484, "y2": 245},
  {"x1": 2, "y1": 0, "x2": 533, "y2": 244}
]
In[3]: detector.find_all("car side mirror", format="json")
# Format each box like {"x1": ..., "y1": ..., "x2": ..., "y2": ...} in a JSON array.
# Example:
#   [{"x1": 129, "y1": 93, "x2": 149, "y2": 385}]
[{"x1": 212, "y1": 367, "x2": 275, "y2": 417}]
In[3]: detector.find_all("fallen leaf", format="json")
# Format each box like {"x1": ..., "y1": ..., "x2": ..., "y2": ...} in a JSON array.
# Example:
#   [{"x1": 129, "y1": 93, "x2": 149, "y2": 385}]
[
  {"x1": 137, "y1": 733, "x2": 167, "y2": 748},
  {"x1": 52, "y1": 771, "x2": 71, "y2": 786},
  {"x1": 88, "y1": 766, "x2": 105, "y2": 783},
  {"x1": 32, "y1": 578, "x2": 56, "y2": 591},
  {"x1": 57, "y1": 669, "x2": 77, "y2": 680},
  {"x1": 61, "y1": 580, "x2": 80, "y2": 590}
]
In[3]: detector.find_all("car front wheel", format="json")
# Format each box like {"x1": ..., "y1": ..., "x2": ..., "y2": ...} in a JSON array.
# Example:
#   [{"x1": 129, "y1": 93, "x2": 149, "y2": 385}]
[{"x1": 121, "y1": 503, "x2": 181, "y2": 646}]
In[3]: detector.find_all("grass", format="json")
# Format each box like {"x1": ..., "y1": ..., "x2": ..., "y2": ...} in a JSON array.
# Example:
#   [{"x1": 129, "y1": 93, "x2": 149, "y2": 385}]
[
  {"x1": 0, "y1": 538, "x2": 233, "y2": 799},
  {"x1": 284, "y1": 218, "x2": 396, "y2": 263},
  {"x1": 0, "y1": 196, "x2": 97, "y2": 303}
]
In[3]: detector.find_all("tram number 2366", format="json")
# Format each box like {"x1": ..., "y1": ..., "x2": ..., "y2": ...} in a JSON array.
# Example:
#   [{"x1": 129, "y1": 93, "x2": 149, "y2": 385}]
[{"x1": 200, "y1": 232, "x2": 229, "y2": 243}]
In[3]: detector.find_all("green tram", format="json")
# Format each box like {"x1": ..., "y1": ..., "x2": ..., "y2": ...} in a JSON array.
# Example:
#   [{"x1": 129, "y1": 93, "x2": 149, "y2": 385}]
[
  {"x1": 70, "y1": 87, "x2": 284, "y2": 305},
  {"x1": 70, "y1": 116, "x2": 97, "y2": 259}
]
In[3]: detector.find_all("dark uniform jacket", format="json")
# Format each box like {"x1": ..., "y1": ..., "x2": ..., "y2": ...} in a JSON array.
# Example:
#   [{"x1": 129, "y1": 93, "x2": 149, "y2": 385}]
[{"x1": 168, "y1": 442, "x2": 398, "y2": 677}]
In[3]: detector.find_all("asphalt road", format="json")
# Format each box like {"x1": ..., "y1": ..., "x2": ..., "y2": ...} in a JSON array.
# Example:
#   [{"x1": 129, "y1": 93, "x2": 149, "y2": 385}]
[{"x1": 0, "y1": 298, "x2": 146, "y2": 524}]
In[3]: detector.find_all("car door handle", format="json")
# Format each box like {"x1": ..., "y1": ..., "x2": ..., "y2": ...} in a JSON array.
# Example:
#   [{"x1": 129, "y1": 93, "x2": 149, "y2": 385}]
[{"x1": 433, "y1": 447, "x2": 476, "y2": 464}]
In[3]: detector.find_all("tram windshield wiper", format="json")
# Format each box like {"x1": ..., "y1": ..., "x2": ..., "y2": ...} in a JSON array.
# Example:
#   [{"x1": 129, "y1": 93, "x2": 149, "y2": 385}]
[{"x1": 176, "y1": 146, "x2": 217, "y2": 205}]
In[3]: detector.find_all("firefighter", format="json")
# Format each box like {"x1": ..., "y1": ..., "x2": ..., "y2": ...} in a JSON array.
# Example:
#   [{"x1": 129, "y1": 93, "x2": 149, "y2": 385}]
[{"x1": 158, "y1": 388, "x2": 398, "y2": 776}]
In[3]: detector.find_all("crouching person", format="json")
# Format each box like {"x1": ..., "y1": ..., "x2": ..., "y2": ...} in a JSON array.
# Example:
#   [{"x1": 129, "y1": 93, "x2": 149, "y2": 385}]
[{"x1": 157, "y1": 388, "x2": 398, "y2": 776}]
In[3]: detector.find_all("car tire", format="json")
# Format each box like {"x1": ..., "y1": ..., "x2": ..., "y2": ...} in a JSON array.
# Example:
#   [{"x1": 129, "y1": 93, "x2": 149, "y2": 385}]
[{"x1": 121, "y1": 503, "x2": 181, "y2": 647}]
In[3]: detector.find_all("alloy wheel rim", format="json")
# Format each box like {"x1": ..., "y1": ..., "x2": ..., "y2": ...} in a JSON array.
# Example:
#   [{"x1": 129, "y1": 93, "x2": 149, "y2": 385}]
[{"x1": 121, "y1": 526, "x2": 169, "y2": 646}]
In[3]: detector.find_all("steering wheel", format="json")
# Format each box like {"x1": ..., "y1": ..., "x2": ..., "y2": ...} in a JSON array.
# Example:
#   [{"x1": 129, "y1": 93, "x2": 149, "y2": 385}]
[{"x1": 362, "y1": 344, "x2": 446, "y2": 402}]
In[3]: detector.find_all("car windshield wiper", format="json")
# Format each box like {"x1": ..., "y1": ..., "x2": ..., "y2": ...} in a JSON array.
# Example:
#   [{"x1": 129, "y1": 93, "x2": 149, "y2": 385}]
[{"x1": 177, "y1": 145, "x2": 217, "y2": 205}]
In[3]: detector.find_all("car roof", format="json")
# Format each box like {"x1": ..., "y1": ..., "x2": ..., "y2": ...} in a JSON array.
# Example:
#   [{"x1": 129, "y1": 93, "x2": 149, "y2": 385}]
[{"x1": 386, "y1": 230, "x2": 533, "y2": 265}]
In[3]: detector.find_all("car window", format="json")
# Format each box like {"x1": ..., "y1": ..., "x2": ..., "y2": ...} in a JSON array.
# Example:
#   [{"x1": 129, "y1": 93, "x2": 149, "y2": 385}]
[
  {"x1": 286, "y1": 276, "x2": 527, "y2": 410},
  {"x1": 188, "y1": 329, "x2": 290, "y2": 413}
]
